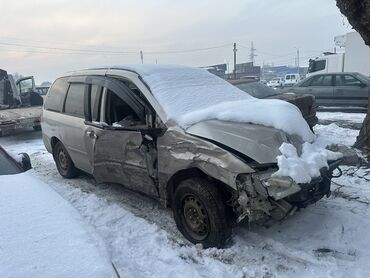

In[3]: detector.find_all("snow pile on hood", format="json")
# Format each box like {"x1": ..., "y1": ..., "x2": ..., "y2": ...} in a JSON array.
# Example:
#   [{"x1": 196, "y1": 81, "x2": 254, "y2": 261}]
[
  {"x1": 273, "y1": 142, "x2": 343, "y2": 184},
  {"x1": 0, "y1": 173, "x2": 115, "y2": 278},
  {"x1": 111, "y1": 64, "x2": 315, "y2": 142}
]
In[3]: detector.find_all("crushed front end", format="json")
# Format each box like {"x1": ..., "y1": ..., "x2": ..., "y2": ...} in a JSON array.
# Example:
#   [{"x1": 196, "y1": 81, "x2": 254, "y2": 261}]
[{"x1": 232, "y1": 159, "x2": 342, "y2": 225}]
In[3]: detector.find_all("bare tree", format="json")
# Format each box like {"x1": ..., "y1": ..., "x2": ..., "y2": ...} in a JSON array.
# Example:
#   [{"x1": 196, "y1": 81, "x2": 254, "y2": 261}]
[{"x1": 336, "y1": 0, "x2": 370, "y2": 150}]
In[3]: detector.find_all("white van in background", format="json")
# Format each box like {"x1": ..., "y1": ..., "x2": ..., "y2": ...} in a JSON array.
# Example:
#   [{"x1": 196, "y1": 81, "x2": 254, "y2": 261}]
[
  {"x1": 267, "y1": 77, "x2": 284, "y2": 88},
  {"x1": 284, "y1": 73, "x2": 301, "y2": 86}
]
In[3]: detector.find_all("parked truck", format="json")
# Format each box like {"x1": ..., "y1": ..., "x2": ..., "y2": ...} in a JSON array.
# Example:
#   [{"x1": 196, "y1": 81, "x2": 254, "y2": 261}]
[
  {"x1": 0, "y1": 69, "x2": 43, "y2": 136},
  {"x1": 307, "y1": 31, "x2": 370, "y2": 77}
]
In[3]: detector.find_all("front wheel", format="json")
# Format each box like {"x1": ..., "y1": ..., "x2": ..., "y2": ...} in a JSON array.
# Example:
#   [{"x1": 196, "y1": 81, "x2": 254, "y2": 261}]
[
  {"x1": 53, "y1": 141, "x2": 78, "y2": 178},
  {"x1": 172, "y1": 178, "x2": 232, "y2": 248}
]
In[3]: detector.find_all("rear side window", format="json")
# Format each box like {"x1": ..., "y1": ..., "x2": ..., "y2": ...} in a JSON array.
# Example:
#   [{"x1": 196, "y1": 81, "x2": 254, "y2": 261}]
[
  {"x1": 64, "y1": 83, "x2": 86, "y2": 118},
  {"x1": 309, "y1": 75, "x2": 332, "y2": 86},
  {"x1": 44, "y1": 77, "x2": 69, "y2": 112}
]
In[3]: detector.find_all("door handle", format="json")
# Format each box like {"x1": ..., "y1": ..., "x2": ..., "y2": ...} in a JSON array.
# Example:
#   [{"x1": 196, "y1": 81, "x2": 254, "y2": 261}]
[{"x1": 86, "y1": 131, "x2": 98, "y2": 139}]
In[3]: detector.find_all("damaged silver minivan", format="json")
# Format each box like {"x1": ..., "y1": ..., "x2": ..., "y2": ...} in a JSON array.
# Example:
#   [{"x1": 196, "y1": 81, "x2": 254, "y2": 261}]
[{"x1": 42, "y1": 65, "x2": 341, "y2": 247}]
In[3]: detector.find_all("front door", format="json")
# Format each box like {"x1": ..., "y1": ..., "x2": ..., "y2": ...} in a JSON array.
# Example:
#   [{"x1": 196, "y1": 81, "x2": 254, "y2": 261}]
[
  {"x1": 305, "y1": 74, "x2": 334, "y2": 107},
  {"x1": 334, "y1": 74, "x2": 369, "y2": 108},
  {"x1": 84, "y1": 77, "x2": 159, "y2": 197}
]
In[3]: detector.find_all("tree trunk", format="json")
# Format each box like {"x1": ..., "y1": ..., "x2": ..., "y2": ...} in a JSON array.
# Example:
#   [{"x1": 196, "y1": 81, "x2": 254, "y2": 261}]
[{"x1": 336, "y1": 0, "x2": 370, "y2": 150}]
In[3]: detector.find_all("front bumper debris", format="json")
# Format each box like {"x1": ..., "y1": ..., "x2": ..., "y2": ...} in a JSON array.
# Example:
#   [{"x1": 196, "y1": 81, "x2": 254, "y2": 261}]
[{"x1": 234, "y1": 159, "x2": 342, "y2": 223}]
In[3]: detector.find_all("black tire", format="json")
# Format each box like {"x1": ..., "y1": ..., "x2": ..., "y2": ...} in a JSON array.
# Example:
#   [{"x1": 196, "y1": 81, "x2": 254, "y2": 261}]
[
  {"x1": 53, "y1": 141, "x2": 78, "y2": 178},
  {"x1": 172, "y1": 178, "x2": 232, "y2": 248}
]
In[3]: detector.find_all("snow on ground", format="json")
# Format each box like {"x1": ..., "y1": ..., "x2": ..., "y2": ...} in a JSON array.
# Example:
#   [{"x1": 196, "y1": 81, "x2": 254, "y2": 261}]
[
  {"x1": 317, "y1": 112, "x2": 366, "y2": 124},
  {"x1": 0, "y1": 172, "x2": 115, "y2": 278},
  {"x1": 0, "y1": 113, "x2": 369, "y2": 277}
]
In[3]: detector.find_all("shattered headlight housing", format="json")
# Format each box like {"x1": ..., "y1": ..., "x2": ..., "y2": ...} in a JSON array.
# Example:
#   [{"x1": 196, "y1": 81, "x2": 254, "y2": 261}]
[
  {"x1": 237, "y1": 171, "x2": 301, "y2": 201},
  {"x1": 263, "y1": 176, "x2": 301, "y2": 200}
]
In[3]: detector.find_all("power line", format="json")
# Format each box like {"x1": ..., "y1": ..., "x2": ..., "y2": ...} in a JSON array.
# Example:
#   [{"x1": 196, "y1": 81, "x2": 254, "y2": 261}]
[
  {"x1": 0, "y1": 41, "x2": 138, "y2": 54},
  {"x1": 143, "y1": 44, "x2": 230, "y2": 55},
  {"x1": 0, "y1": 39, "x2": 230, "y2": 56},
  {"x1": 0, "y1": 46, "x2": 134, "y2": 56}
]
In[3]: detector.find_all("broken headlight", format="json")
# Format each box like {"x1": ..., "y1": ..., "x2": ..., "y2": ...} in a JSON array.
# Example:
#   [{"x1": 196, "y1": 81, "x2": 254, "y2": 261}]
[
  {"x1": 237, "y1": 171, "x2": 301, "y2": 201},
  {"x1": 263, "y1": 176, "x2": 301, "y2": 200}
]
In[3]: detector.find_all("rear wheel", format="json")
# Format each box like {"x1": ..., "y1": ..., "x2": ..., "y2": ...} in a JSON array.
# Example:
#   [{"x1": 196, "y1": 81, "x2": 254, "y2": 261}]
[
  {"x1": 53, "y1": 141, "x2": 78, "y2": 178},
  {"x1": 172, "y1": 178, "x2": 232, "y2": 248}
]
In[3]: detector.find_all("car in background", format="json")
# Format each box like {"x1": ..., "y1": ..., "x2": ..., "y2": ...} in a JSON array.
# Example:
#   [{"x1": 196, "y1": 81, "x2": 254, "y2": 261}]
[
  {"x1": 230, "y1": 79, "x2": 318, "y2": 129},
  {"x1": 288, "y1": 72, "x2": 370, "y2": 111},
  {"x1": 0, "y1": 145, "x2": 31, "y2": 175},
  {"x1": 267, "y1": 77, "x2": 284, "y2": 88},
  {"x1": 284, "y1": 73, "x2": 301, "y2": 86},
  {"x1": 36, "y1": 86, "x2": 50, "y2": 96}
]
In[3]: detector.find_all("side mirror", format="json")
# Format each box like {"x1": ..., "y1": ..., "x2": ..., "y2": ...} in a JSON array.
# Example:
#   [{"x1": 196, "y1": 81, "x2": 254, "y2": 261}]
[
  {"x1": 143, "y1": 134, "x2": 154, "y2": 144},
  {"x1": 18, "y1": 153, "x2": 32, "y2": 171}
]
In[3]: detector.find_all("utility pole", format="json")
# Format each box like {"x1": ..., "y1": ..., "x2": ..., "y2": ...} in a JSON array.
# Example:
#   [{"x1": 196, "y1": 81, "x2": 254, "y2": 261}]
[
  {"x1": 140, "y1": 50, "x2": 144, "y2": 64},
  {"x1": 233, "y1": 43, "x2": 237, "y2": 80},
  {"x1": 296, "y1": 47, "x2": 300, "y2": 74},
  {"x1": 297, "y1": 48, "x2": 300, "y2": 74},
  {"x1": 249, "y1": 41, "x2": 257, "y2": 64}
]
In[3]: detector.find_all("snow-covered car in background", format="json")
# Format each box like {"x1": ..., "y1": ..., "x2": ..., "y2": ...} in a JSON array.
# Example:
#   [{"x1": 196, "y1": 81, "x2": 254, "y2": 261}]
[
  {"x1": 41, "y1": 65, "x2": 342, "y2": 248},
  {"x1": 0, "y1": 145, "x2": 31, "y2": 175},
  {"x1": 229, "y1": 79, "x2": 318, "y2": 129},
  {"x1": 0, "y1": 146, "x2": 116, "y2": 277},
  {"x1": 0, "y1": 174, "x2": 116, "y2": 278},
  {"x1": 267, "y1": 77, "x2": 284, "y2": 88}
]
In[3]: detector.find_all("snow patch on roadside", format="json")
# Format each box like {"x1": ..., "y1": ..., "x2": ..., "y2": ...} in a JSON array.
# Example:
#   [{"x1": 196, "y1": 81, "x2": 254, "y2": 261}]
[
  {"x1": 0, "y1": 173, "x2": 115, "y2": 278},
  {"x1": 273, "y1": 142, "x2": 343, "y2": 183},
  {"x1": 45, "y1": 180, "x2": 243, "y2": 278},
  {"x1": 314, "y1": 123, "x2": 360, "y2": 146}
]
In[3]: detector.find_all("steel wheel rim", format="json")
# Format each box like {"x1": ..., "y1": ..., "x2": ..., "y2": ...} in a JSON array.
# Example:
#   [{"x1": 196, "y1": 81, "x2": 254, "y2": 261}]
[
  {"x1": 58, "y1": 149, "x2": 68, "y2": 171},
  {"x1": 182, "y1": 194, "x2": 210, "y2": 241}
]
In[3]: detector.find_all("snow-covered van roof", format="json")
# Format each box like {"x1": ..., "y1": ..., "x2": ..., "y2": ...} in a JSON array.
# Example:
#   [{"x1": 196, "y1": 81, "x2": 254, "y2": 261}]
[{"x1": 81, "y1": 64, "x2": 315, "y2": 142}]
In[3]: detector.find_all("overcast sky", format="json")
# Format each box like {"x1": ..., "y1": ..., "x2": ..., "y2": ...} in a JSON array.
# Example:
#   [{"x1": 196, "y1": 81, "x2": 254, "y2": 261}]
[{"x1": 0, "y1": 0, "x2": 352, "y2": 84}]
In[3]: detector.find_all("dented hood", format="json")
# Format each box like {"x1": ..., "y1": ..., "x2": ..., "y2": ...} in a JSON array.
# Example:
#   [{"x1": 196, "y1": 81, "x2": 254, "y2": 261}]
[{"x1": 186, "y1": 120, "x2": 301, "y2": 164}]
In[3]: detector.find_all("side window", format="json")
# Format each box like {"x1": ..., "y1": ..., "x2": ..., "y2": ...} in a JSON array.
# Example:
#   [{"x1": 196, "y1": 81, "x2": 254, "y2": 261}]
[
  {"x1": 90, "y1": 85, "x2": 102, "y2": 122},
  {"x1": 44, "y1": 77, "x2": 69, "y2": 112},
  {"x1": 105, "y1": 89, "x2": 145, "y2": 127},
  {"x1": 308, "y1": 75, "x2": 331, "y2": 86},
  {"x1": 300, "y1": 77, "x2": 313, "y2": 87},
  {"x1": 309, "y1": 75, "x2": 323, "y2": 86},
  {"x1": 64, "y1": 83, "x2": 86, "y2": 118},
  {"x1": 286, "y1": 75, "x2": 291, "y2": 80},
  {"x1": 309, "y1": 60, "x2": 326, "y2": 72},
  {"x1": 321, "y1": 75, "x2": 332, "y2": 86},
  {"x1": 336, "y1": 75, "x2": 363, "y2": 86},
  {"x1": 18, "y1": 78, "x2": 34, "y2": 94}
]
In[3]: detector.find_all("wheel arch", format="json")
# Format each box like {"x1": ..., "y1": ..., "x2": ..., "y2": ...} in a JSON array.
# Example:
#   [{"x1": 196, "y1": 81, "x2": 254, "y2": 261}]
[
  {"x1": 50, "y1": 136, "x2": 60, "y2": 150},
  {"x1": 165, "y1": 167, "x2": 234, "y2": 208}
]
